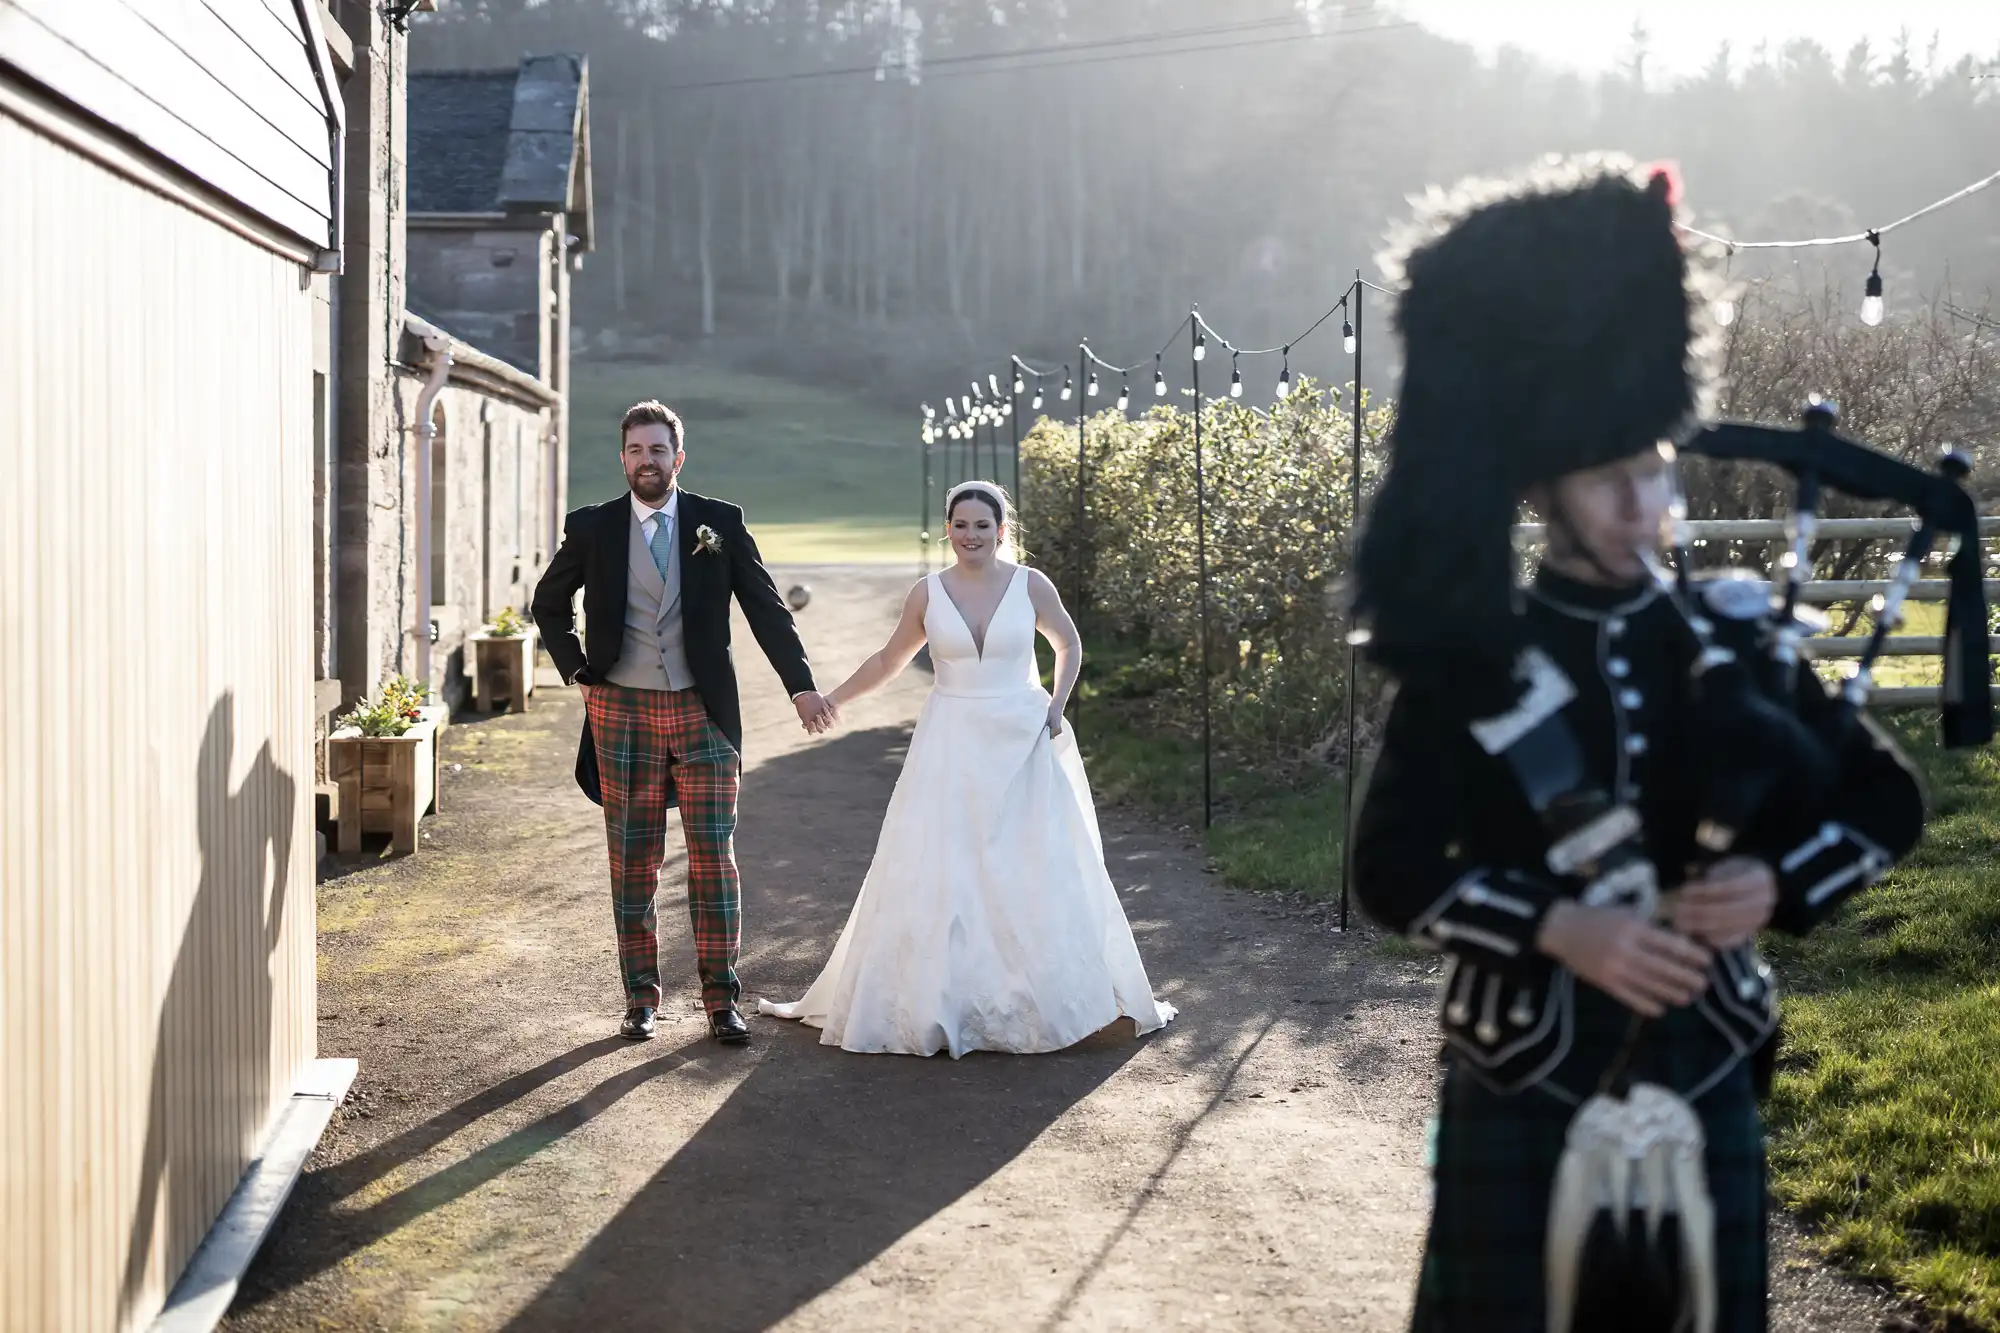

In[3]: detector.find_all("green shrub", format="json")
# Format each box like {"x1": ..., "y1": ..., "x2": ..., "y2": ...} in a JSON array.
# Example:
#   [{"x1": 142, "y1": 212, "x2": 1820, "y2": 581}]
[{"x1": 1018, "y1": 380, "x2": 1393, "y2": 764}]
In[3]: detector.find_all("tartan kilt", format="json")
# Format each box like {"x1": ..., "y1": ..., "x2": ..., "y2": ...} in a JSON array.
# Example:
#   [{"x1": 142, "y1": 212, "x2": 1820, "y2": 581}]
[{"x1": 1412, "y1": 1056, "x2": 1768, "y2": 1333}]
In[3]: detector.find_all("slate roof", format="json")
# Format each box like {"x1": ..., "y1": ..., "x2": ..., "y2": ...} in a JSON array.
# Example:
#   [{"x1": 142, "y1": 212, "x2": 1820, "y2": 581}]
[{"x1": 408, "y1": 53, "x2": 590, "y2": 242}]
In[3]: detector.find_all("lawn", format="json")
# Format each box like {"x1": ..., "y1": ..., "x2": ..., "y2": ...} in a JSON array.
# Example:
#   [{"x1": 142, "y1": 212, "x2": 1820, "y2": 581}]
[
  {"x1": 568, "y1": 361, "x2": 925, "y2": 565},
  {"x1": 1055, "y1": 639, "x2": 1351, "y2": 900},
  {"x1": 1763, "y1": 714, "x2": 2000, "y2": 1326}
]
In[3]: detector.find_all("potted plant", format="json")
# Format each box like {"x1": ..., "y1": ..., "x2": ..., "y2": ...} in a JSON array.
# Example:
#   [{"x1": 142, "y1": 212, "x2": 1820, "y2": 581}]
[
  {"x1": 328, "y1": 675, "x2": 448, "y2": 853},
  {"x1": 470, "y1": 605, "x2": 538, "y2": 714}
]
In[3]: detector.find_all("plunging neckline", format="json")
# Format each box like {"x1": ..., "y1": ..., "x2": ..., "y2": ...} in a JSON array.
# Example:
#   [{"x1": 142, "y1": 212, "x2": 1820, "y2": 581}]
[{"x1": 936, "y1": 565, "x2": 1021, "y2": 661}]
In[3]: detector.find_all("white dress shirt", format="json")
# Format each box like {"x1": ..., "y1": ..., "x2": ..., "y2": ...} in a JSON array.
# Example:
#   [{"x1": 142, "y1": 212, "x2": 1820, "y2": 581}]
[{"x1": 632, "y1": 487, "x2": 680, "y2": 553}]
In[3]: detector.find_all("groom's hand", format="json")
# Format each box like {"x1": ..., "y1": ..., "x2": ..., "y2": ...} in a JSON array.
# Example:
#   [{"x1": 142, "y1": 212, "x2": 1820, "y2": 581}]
[{"x1": 794, "y1": 691, "x2": 837, "y2": 735}]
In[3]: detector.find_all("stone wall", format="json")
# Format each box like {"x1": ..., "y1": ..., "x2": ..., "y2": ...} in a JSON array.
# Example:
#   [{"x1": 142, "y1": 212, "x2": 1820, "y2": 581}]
[
  {"x1": 390, "y1": 366, "x2": 555, "y2": 709},
  {"x1": 407, "y1": 225, "x2": 549, "y2": 377}
]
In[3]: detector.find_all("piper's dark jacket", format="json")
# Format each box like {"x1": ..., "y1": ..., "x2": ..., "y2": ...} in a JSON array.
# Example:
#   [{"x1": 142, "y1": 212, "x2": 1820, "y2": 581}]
[
  {"x1": 1353, "y1": 565, "x2": 1926, "y2": 1103},
  {"x1": 530, "y1": 489, "x2": 815, "y2": 806}
]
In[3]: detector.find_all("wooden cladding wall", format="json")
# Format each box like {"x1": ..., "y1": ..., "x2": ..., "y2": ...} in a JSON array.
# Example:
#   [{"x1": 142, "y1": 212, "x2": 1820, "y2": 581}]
[
  {"x1": 0, "y1": 0, "x2": 337, "y2": 246},
  {"x1": 0, "y1": 108, "x2": 318, "y2": 1332}
]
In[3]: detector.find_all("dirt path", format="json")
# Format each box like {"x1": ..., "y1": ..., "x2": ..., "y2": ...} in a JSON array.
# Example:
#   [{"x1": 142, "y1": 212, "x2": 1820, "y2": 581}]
[{"x1": 226, "y1": 568, "x2": 1910, "y2": 1333}]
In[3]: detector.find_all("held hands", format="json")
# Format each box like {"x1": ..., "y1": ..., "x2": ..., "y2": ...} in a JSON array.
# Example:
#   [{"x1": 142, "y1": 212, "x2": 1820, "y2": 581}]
[
  {"x1": 1668, "y1": 856, "x2": 1778, "y2": 950},
  {"x1": 795, "y1": 690, "x2": 840, "y2": 735},
  {"x1": 1047, "y1": 700, "x2": 1066, "y2": 739}
]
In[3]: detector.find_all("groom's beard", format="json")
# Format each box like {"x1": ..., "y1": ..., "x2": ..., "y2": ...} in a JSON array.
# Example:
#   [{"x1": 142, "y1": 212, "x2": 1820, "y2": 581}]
[{"x1": 629, "y1": 467, "x2": 674, "y2": 504}]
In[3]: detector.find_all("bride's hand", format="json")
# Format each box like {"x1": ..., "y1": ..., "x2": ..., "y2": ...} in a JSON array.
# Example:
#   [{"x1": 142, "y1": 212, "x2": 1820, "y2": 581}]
[{"x1": 1047, "y1": 702, "x2": 1066, "y2": 738}]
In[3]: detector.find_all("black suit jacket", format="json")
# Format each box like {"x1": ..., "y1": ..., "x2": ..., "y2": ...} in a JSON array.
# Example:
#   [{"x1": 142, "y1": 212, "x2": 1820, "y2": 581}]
[{"x1": 530, "y1": 489, "x2": 815, "y2": 806}]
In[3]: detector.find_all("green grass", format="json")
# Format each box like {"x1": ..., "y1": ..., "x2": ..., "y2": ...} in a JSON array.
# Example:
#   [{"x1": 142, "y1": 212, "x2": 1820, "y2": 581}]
[
  {"x1": 1056, "y1": 639, "x2": 1349, "y2": 898},
  {"x1": 1761, "y1": 717, "x2": 2000, "y2": 1326},
  {"x1": 569, "y1": 361, "x2": 923, "y2": 565}
]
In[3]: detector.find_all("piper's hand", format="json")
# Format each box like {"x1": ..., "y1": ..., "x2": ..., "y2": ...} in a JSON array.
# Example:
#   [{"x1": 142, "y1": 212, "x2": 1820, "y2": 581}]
[
  {"x1": 1047, "y1": 702, "x2": 1067, "y2": 739},
  {"x1": 1536, "y1": 900, "x2": 1714, "y2": 1018},
  {"x1": 1671, "y1": 856, "x2": 1778, "y2": 950},
  {"x1": 795, "y1": 691, "x2": 838, "y2": 735}
]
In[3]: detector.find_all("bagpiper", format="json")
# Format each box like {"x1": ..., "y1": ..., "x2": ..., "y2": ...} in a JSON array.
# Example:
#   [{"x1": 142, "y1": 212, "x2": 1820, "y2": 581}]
[{"x1": 1348, "y1": 154, "x2": 1939, "y2": 1332}]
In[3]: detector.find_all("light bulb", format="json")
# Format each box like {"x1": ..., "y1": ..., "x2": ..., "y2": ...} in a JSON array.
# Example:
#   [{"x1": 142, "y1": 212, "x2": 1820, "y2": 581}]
[
  {"x1": 1342, "y1": 319, "x2": 1356, "y2": 355},
  {"x1": 1087, "y1": 372, "x2": 1099, "y2": 397},
  {"x1": 1032, "y1": 389, "x2": 1044, "y2": 410},
  {"x1": 1013, "y1": 375, "x2": 1025, "y2": 394},
  {"x1": 1154, "y1": 370, "x2": 1167, "y2": 396},
  {"x1": 1713, "y1": 298, "x2": 1736, "y2": 327},
  {"x1": 1275, "y1": 369, "x2": 1291, "y2": 399},
  {"x1": 1861, "y1": 269, "x2": 1885, "y2": 326},
  {"x1": 1229, "y1": 369, "x2": 1243, "y2": 399},
  {"x1": 1193, "y1": 332, "x2": 1207, "y2": 362},
  {"x1": 922, "y1": 403, "x2": 935, "y2": 420},
  {"x1": 921, "y1": 424, "x2": 934, "y2": 444},
  {"x1": 988, "y1": 373, "x2": 1001, "y2": 395},
  {"x1": 1116, "y1": 379, "x2": 1130, "y2": 411},
  {"x1": 1060, "y1": 382, "x2": 1072, "y2": 402}
]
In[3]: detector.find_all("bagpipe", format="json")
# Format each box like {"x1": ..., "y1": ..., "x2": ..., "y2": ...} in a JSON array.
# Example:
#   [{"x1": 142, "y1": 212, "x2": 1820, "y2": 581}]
[{"x1": 1450, "y1": 398, "x2": 1989, "y2": 1333}]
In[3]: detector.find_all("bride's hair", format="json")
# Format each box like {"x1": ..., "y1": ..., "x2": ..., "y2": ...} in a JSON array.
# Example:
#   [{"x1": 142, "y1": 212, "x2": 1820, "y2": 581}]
[{"x1": 945, "y1": 481, "x2": 1020, "y2": 563}]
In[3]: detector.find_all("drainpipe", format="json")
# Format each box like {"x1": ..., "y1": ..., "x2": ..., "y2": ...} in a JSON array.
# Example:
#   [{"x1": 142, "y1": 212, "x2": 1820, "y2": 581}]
[{"x1": 412, "y1": 324, "x2": 453, "y2": 694}]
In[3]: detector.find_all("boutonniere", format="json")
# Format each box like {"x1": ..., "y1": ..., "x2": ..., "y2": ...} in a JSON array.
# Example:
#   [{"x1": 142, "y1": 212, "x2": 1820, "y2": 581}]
[{"x1": 694, "y1": 524, "x2": 723, "y2": 556}]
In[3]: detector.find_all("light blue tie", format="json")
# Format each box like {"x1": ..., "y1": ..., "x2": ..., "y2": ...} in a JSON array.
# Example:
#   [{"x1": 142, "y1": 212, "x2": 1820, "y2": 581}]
[{"x1": 648, "y1": 512, "x2": 673, "y2": 580}]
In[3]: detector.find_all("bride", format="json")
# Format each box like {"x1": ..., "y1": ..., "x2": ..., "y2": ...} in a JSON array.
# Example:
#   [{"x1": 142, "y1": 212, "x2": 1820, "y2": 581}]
[{"x1": 757, "y1": 480, "x2": 1178, "y2": 1056}]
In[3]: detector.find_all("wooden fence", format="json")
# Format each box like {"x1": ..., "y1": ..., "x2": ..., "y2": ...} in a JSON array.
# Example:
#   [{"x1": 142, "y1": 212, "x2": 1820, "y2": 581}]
[{"x1": 1512, "y1": 516, "x2": 2000, "y2": 708}]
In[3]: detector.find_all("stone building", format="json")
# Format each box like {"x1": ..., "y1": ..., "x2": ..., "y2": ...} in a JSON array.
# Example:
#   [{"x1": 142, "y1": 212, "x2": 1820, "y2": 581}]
[
  {"x1": 327, "y1": 29, "x2": 590, "y2": 718},
  {"x1": 398, "y1": 52, "x2": 593, "y2": 705}
]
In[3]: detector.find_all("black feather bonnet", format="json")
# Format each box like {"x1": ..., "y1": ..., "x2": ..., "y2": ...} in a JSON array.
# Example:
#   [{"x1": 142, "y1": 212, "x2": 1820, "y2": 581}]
[{"x1": 1350, "y1": 153, "x2": 1727, "y2": 692}]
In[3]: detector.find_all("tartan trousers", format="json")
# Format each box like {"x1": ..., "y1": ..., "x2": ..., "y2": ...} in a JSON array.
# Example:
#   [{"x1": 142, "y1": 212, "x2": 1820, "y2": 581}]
[{"x1": 584, "y1": 682, "x2": 743, "y2": 1012}]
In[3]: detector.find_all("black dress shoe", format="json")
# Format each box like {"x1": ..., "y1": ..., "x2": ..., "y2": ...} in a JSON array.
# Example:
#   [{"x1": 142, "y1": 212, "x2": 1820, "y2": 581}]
[
  {"x1": 709, "y1": 1008, "x2": 750, "y2": 1044},
  {"x1": 619, "y1": 1006, "x2": 657, "y2": 1040}
]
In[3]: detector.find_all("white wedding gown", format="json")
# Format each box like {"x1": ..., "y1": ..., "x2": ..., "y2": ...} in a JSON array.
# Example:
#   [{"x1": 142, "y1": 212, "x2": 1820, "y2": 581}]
[{"x1": 758, "y1": 565, "x2": 1178, "y2": 1057}]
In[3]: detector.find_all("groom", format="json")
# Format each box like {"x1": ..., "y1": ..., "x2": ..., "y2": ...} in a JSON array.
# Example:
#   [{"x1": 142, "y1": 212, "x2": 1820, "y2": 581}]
[{"x1": 532, "y1": 400, "x2": 835, "y2": 1044}]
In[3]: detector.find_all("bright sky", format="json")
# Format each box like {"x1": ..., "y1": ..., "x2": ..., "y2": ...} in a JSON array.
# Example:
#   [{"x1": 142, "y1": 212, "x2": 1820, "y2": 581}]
[{"x1": 1383, "y1": 1, "x2": 2000, "y2": 79}]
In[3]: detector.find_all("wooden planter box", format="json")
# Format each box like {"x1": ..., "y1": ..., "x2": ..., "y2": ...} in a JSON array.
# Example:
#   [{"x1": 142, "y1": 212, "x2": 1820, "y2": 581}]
[
  {"x1": 471, "y1": 630, "x2": 537, "y2": 714},
  {"x1": 329, "y1": 704, "x2": 448, "y2": 854}
]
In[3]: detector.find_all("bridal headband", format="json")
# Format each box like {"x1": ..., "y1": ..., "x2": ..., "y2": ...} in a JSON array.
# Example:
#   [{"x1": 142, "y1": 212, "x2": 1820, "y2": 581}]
[{"x1": 945, "y1": 481, "x2": 1010, "y2": 516}]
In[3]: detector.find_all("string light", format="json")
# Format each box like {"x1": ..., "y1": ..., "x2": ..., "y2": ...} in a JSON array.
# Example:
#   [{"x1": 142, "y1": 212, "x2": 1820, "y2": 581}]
[
  {"x1": 988, "y1": 373, "x2": 1002, "y2": 396},
  {"x1": 1342, "y1": 316, "x2": 1356, "y2": 355},
  {"x1": 1193, "y1": 328, "x2": 1207, "y2": 361},
  {"x1": 1014, "y1": 372, "x2": 1026, "y2": 394},
  {"x1": 1116, "y1": 375, "x2": 1130, "y2": 412},
  {"x1": 922, "y1": 422, "x2": 934, "y2": 443},
  {"x1": 945, "y1": 400, "x2": 957, "y2": 420},
  {"x1": 1087, "y1": 369, "x2": 1100, "y2": 397},
  {"x1": 1032, "y1": 378, "x2": 1045, "y2": 410},
  {"x1": 1861, "y1": 229, "x2": 1885, "y2": 327},
  {"x1": 1229, "y1": 352, "x2": 1243, "y2": 398},
  {"x1": 922, "y1": 403, "x2": 935, "y2": 421},
  {"x1": 1154, "y1": 354, "x2": 1167, "y2": 396},
  {"x1": 1060, "y1": 366, "x2": 1073, "y2": 401},
  {"x1": 1275, "y1": 346, "x2": 1292, "y2": 399}
]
